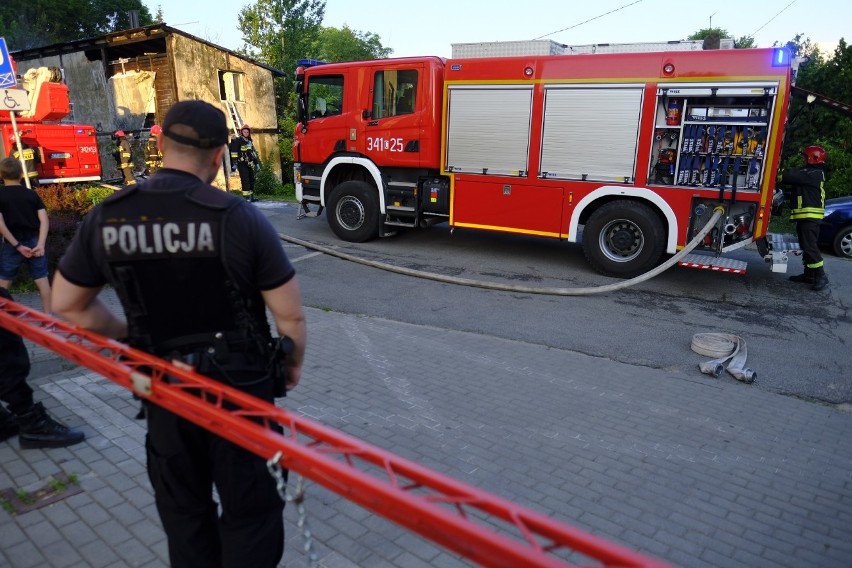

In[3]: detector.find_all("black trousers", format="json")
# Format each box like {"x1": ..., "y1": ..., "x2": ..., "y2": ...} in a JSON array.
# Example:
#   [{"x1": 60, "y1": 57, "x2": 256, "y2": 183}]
[
  {"x1": 237, "y1": 163, "x2": 255, "y2": 194},
  {"x1": 796, "y1": 219, "x2": 823, "y2": 269},
  {"x1": 0, "y1": 288, "x2": 34, "y2": 415},
  {"x1": 145, "y1": 376, "x2": 285, "y2": 568}
]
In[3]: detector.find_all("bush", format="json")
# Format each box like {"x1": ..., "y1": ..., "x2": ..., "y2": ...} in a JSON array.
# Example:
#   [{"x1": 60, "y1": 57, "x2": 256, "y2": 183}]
[{"x1": 254, "y1": 158, "x2": 295, "y2": 200}]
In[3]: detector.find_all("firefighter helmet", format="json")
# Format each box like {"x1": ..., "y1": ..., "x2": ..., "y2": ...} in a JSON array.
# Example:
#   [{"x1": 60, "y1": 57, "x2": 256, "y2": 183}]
[
  {"x1": 150, "y1": 124, "x2": 162, "y2": 136},
  {"x1": 240, "y1": 124, "x2": 251, "y2": 133},
  {"x1": 802, "y1": 145, "x2": 826, "y2": 165},
  {"x1": 114, "y1": 130, "x2": 126, "y2": 138}
]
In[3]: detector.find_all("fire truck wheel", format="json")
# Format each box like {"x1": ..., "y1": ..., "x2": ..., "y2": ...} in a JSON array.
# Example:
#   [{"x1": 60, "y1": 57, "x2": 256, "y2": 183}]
[
  {"x1": 327, "y1": 181, "x2": 380, "y2": 242},
  {"x1": 582, "y1": 200, "x2": 665, "y2": 278}
]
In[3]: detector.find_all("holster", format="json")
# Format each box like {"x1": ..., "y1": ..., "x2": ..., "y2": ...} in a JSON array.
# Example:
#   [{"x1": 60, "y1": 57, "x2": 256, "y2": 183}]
[{"x1": 268, "y1": 336, "x2": 294, "y2": 398}]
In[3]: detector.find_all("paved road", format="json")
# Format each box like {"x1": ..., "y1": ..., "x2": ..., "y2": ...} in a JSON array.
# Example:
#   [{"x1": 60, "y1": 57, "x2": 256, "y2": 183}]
[
  {"x1": 265, "y1": 202, "x2": 852, "y2": 407},
  {"x1": 1, "y1": 201, "x2": 850, "y2": 568}
]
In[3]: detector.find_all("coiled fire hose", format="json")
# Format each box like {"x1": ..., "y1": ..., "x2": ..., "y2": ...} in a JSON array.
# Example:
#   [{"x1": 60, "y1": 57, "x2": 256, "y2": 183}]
[
  {"x1": 690, "y1": 333, "x2": 755, "y2": 384},
  {"x1": 279, "y1": 206, "x2": 726, "y2": 296}
]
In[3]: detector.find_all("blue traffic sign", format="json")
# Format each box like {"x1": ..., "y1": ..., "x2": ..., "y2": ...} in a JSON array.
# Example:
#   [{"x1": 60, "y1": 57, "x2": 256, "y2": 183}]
[{"x1": 0, "y1": 38, "x2": 17, "y2": 89}]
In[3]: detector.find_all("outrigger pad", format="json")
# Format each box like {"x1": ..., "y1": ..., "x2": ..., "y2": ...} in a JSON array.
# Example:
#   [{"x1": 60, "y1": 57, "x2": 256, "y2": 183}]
[{"x1": 297, "y1": 203, "x2": 324, "y2": 219}]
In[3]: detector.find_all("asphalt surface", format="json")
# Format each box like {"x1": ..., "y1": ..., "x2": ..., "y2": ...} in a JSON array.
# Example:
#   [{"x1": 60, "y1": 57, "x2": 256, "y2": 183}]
[{"x1": 1, "y1": 201, "x2": 850, "y2": 568}]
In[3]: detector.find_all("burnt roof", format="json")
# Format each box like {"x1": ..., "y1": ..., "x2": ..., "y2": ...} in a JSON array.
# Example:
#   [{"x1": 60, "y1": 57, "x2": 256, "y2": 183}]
[{"x1": 10, "y1": 23, "x2": 285, "y2": 77}]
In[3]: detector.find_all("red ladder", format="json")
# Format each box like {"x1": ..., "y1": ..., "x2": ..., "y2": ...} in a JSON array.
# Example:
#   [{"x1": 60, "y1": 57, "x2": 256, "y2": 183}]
[{"x1": 0, "y1": 297, "x2": 670, "y2": 567}]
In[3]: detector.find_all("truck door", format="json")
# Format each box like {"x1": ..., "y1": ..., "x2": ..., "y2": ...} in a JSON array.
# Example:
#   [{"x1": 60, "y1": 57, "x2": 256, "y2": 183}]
[
  {"x1": 360, "y1": 63, "x2": 424, "y2": 168},
  {"x1": 298, "y1": 72, "x2": 350, "y2": 168}
]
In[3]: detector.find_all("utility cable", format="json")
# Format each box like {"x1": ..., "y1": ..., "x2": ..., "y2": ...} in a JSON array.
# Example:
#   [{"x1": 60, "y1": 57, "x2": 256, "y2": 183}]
[
  {"x1": 532, "y1": 1, "x2": 644, "y2": 41},
  {"x1": 749, "y1": 0, "x2": 797, "y2": 39}
]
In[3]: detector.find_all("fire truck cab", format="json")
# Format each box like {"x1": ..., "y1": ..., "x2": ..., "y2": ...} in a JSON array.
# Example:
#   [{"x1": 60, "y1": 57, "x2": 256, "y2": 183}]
[{"x1": 294, "y1": 48, "x2": 792, "y2": 278}]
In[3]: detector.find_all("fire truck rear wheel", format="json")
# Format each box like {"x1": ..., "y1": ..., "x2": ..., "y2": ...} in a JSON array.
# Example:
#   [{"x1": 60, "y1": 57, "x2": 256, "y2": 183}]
[
  {"x1": 582, "y1": 200, "x2": 665, "y2": 278},
  {"x1": 327, "y1": 181, "x2": 380, "y2": 242}
]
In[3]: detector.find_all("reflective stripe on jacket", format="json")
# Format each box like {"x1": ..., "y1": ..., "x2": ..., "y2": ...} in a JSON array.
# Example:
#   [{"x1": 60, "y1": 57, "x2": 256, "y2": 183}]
[{"x1": 779, "y1": 166, "x2": 825, "y2": 221}]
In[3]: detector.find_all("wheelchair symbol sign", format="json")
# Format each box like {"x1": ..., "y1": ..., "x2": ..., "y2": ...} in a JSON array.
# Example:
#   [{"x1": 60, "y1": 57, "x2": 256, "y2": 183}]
[{"x1": 0, "y1": 38, "x2": 18, "y2": 89}]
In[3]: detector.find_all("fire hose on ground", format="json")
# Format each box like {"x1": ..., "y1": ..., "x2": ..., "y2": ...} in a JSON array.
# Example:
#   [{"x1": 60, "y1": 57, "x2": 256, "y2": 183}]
[
  {"x1": 281, "y1": 205, "x2": 753, "y2": 382},
  {"x1": 278, "y1": 206, "x2": 726, "y2": 296}
]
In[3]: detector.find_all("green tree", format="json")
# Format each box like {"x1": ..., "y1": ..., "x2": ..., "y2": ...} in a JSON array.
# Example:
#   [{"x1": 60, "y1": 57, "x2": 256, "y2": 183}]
[
  {"x1": 311, "y1": 25, "x2": 393, "y2": 62},
  {"x1": 781, "y1": 38, "x2": 852, "y2": 198},
  {"x1": 687, "y1": 27, "x2": 754, "y2": 49},
  {"x1": 0, "y1": 0, "x2": 153, "y2": 49}
]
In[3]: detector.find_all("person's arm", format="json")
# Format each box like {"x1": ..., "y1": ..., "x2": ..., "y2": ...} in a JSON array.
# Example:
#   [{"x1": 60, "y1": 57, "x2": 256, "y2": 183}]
[
  {"x1": 52, "y1": 271, "x2": 128, "y2": 338},
  {"x1": 0, "y1": 212, "x2": 31, "y2": 257},
  {"x1": 261, "y1": 278, "x2": 306, "y2": 391},
  {"x1": 32, "y1": 208, "x2": 49, "y2": 257}
]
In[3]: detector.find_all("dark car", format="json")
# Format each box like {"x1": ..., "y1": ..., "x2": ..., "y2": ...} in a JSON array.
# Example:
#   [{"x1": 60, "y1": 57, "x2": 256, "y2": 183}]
[{"x1": 820, "y1": 196, "x2": 852, "y2": 259}]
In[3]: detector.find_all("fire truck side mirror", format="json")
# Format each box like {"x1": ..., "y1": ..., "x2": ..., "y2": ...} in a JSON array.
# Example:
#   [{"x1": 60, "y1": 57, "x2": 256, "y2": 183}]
[{"x1": 362, "y1": 109, "x2": 372, "y2": 120}]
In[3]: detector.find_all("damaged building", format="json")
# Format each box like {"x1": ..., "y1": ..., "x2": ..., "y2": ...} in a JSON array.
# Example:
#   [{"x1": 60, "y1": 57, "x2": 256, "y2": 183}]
[{"x1": 10, "y1": 23, "x2": 285, "y2": 190}]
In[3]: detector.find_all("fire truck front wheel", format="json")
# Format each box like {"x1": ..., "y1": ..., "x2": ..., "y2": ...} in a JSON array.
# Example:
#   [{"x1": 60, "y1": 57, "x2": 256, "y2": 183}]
[
  {"x1": 582, "y1": 200, "x2": 665, "y2": 278},
  {"x1": 327, "y1": 181, "x2": 380, "y2": 242}
]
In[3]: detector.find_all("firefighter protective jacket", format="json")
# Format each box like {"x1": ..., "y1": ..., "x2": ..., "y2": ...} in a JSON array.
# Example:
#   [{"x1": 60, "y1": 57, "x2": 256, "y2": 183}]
[
  {"x1": 229, "y1": 136, "x2": 259, "y2": 170},
  {"x1": 779, "y1": 166, "x2": 825, "y2": 221},
  {"x1": 12, "y1": 144, "x2": 39, "y2": 180},
  {"x1": 145, "y1": 137, "x2": 163, "y2": 172},
  {"x1": 114, "y1": 138, "x2": 133, "y2": 169}
]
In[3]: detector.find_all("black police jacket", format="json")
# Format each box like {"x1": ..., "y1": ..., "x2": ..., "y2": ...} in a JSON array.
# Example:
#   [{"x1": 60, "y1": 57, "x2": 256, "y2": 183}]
[{"x1": 99, "y1": 175, "x2": 272, "y2": 359}]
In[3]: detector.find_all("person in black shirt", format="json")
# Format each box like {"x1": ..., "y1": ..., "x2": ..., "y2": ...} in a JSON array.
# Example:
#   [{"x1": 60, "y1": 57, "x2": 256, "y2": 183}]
[{"x1": 0, "y1": 157, "x2": 52, "y2": 312}]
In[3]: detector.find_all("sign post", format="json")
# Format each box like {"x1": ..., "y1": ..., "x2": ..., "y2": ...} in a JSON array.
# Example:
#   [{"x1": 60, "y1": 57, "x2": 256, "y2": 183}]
[{"x1": 0, "y1": 37, "x2": 31, "y2": 188}]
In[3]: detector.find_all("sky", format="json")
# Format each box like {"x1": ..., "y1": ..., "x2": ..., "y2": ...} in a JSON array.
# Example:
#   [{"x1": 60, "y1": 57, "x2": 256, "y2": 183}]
[{"x1": 144, "y1": 0, "x2": 848, "y2": 59}]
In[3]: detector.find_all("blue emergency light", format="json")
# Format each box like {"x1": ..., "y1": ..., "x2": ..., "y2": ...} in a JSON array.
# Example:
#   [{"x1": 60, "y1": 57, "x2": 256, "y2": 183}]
[{"x1": 772, "y1": 48, "x2": 791, "y2": 67}]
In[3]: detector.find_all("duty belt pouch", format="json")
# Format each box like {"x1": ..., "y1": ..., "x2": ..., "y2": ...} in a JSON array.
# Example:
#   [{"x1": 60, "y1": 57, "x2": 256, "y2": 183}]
[{"x1": 269, "y1": 336, "x2": 294, "y2": 398}]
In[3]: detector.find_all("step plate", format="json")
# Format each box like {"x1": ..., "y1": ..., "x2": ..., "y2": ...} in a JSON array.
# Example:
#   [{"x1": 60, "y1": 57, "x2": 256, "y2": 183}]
[
  {"x1": 767, "y1": 234, "x2": 802, "y2": 254},
  {"x1": 678, "y1": 253, "x2": 748, "y2": 274}
]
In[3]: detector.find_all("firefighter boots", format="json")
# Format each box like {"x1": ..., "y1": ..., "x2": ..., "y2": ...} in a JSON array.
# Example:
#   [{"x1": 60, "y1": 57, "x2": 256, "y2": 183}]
[
  {"x1": 0, "y1": 405, "x2": 19, "y2": 442},
  {"x1": 811, "y1": 268, "x2": 829, "y2": 292},
  {"x1": 788, "y1": 267, "x2": 814, "y2": 284},
  {"x1": 16, "y1": 402, "x2": 85, "y2": 449}
]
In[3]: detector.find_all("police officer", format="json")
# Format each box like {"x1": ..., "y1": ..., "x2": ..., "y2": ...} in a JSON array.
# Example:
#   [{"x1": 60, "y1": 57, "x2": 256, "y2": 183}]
[
  {"x1": 52, "y1": 100, "x2": 306, "y2": 568},
  {"x1": 778, "y1": 145, "x2": 829, "y2": 291},
  {"x1": 229, "y1": 124, "x2": 259, "y2": 201},
  {"x1": 144, "y1": 124, "x2": 163, "y2": 176},
  {"x1": 113, "y1": 130, "x2": 136, "y2": 185}
]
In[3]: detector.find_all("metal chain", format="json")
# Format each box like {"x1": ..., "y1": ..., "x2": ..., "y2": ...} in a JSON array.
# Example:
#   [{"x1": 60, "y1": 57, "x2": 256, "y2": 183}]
[{"x1": 266, "y1": 451, "x2": 319, "y2": 567}]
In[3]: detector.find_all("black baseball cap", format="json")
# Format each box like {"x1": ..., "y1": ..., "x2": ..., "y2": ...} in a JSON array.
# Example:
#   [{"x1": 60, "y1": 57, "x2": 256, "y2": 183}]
[{"x1": 162, "y1": 100, "x2": 229, "y2": 148}]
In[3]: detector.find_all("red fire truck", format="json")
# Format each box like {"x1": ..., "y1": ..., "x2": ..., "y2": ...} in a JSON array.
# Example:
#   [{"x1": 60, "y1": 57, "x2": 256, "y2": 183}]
[
  {"x1": 293, "y1": 48, "x2": 794, "y2": 278},
  {"x1": 1, "y1": 57, "x2": 101, "y2": 184}
]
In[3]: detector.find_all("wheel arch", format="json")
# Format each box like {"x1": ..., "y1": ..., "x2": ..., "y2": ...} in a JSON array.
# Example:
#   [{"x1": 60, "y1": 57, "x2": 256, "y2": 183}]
[
  {"x1": 320, "y1": 156, "x2": 385, "y2": 212},
  {"x1": 568, "y1": 187, "x2": 679, "y2": 254}
]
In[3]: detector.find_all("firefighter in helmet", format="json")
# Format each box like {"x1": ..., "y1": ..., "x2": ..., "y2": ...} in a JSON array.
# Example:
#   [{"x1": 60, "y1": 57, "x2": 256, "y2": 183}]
[
  {"x1": 144, "y1": 125, "x2": 164, "y2": 176},
  {"x1": 229, "y1": 124, "x2": 259, "y2": 202},
  {"x1": 777, "y1": 145, "x2": 829, "y2": 291},
  {"x1": 113, "y1": 130, "x2": 136, "y2": 186},
  {"x1": 8, "y1": 133, "x2": 40, "y2": 188}
]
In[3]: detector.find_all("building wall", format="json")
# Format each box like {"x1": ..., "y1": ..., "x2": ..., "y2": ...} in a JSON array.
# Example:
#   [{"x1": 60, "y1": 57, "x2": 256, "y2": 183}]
[{"x1": 169, "y1": 34, "x2": 281, "y2": 188}]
